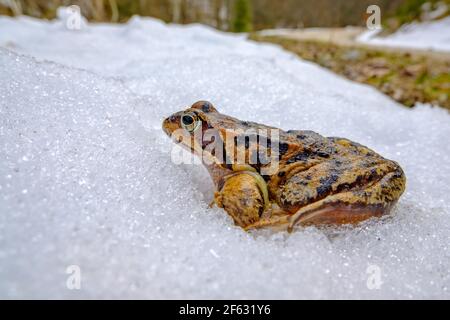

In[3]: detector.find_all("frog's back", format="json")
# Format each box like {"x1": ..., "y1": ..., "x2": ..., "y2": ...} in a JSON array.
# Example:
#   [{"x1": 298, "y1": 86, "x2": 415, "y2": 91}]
[{"x1": 273, "y1": 129, "x2": 406, "y2": 219}]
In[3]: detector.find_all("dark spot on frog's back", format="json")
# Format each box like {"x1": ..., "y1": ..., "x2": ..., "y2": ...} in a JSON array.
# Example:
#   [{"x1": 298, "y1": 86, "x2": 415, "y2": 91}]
[
  {"x1": 316, "y1": 151, "x2": 330, "y2": 158},
  {"x1": 286, "y1": 149, "x2": 312, "y2": 164},
  {"x1": 320, "y1": 174, "x2": 339, "y2": 186},
  {"x1": 277, "y1": 143, "x2": 290, "y2": 160},
  {"x1": 279, "y1": 143, "x2": 289, "y2": 154},
  {"x1": 201, "y1": 102, "x2": 213, "y2": 113},
  {"x1": 314, "y1": 173, "x2": 339, "y2": 198},
  {"x1": 316, "y1": 185, "x2": 332, "y2": 198}
]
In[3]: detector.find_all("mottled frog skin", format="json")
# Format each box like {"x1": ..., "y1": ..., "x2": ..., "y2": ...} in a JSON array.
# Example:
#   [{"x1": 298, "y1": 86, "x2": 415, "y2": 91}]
[{"x1": 163, "y1": 101, "x2": 406, "y2": 232}]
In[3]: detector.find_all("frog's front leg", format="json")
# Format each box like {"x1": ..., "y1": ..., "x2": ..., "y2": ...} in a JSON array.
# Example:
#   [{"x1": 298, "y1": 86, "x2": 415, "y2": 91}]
[
  {"x1": 215, "y1": 171, "x2": 291, "y2": 230},
  {"x1": 214, "y1": 172, "x2": 267, "y2": 228}
]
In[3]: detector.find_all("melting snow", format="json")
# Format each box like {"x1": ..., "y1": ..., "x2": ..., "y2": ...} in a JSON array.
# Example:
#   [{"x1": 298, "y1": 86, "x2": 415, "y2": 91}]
[
  {"x1": 358, "y1": 16, "x2": 450, "y2": 52},
  {"x1": 0, "y1": 13, "x2": 449, "y2": 299}
]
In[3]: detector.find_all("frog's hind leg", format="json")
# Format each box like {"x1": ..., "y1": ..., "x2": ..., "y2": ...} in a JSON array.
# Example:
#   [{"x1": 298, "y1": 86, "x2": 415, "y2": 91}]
[
  {"x1": 287, "y1": 168, "x2": 406, "y2": 232},
  {"x1": 215, "y1": 173, "x2": 266, "y2": 228}
]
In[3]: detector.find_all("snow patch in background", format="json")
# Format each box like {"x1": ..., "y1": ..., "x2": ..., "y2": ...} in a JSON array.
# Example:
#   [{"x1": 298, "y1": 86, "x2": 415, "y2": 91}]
[
  {"x1": 0, "y1": 13, "x2": 449, "y2": 299},
  {"x1": 358, "y1": 16, "x2": 450, "y2": 52}
]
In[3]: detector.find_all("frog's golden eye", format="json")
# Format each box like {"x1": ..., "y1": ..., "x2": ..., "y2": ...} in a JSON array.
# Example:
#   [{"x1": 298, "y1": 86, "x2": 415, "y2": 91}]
[{"x1": 181, "y1": 112, "x2": 201, "y2": 133}]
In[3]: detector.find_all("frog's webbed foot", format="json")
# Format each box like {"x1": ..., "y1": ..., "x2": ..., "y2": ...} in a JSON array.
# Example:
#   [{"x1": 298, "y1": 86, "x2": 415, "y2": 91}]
[{"x1": 244, "y1": 210, "x2": 290, "y2": 232}]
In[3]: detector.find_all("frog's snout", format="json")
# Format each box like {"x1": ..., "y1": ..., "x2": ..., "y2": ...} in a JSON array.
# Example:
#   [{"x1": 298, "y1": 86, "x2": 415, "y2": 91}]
[
  {"x1": 162, "y1": 114, "x2": 180, "y2": 137},
  {"x1": 162, "y1": 117, "x2": 171, "y2": 136}
]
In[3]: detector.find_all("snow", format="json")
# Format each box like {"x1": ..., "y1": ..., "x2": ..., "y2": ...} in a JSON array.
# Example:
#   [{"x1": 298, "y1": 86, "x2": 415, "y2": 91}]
[
  {"x1": 358, "y1": 16, "x2": 450, "y2": 52},
  {"x1": 0, "y1": 12, "x2": 449, "y2": 299}
]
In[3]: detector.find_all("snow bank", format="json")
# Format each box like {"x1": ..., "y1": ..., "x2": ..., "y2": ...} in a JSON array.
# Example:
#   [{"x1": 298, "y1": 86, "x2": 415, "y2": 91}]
[
  {"x1": 358, "y1": 16, "x2": 450, "y2": 52},
  {"x1": 0, "y1": 14, "x2": 449, "y2": 299}
]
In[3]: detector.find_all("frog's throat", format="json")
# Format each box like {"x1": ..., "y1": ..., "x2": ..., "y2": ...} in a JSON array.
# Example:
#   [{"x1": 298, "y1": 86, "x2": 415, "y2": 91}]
[
  {"x1": 190, "y1": 137, "x2": 270, "y2": 210},
  {"x1": 223, "y1": 164, "x2": 270, "y2": 212}
]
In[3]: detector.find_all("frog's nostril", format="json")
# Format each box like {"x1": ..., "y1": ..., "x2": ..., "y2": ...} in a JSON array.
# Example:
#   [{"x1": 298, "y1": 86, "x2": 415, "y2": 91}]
[{"x1": 169, "y1": 115, "x2": 177, "y2": 123}]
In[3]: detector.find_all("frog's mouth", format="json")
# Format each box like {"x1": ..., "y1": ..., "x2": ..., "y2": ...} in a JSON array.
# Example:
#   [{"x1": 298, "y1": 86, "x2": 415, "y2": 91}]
[{"x1": 162, "y1": 115, "x2": 180, "y2": 138}]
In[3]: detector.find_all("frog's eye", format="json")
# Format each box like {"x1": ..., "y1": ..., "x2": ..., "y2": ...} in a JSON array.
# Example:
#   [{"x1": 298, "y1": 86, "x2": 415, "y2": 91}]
[{"x1": 181, "y1": 112, "x2": 201, "y2": 133}]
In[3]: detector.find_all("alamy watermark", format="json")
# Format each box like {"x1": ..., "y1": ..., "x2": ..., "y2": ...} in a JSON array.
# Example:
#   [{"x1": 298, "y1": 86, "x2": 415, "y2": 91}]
[
  {"x1": 65, "y1": 5, "x2": 82, "y2": 31},
  {"x1": 66, "y1": 265, "x2": 81, "y2": 290},
  {"x1": 366, "y1": 5, "x2": 382, "y2": 30},
  {"x1": 366, "y1": 264, "x2": 383, "y2": 290}
]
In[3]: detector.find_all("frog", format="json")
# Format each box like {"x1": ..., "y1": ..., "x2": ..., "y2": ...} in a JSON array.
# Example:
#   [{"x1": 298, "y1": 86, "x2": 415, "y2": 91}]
[{"x1": 162, "y1": 101, "x2": 406, "y2": 232}]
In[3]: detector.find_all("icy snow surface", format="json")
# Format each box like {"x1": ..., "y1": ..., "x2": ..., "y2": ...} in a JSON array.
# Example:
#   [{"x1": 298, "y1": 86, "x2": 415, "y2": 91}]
[
  {"x1": 358, "y1": 16, "x2": 450, "y2": 52},
  {"x1": 0, "y1": 14, "x2": 449, "y2": 299}
]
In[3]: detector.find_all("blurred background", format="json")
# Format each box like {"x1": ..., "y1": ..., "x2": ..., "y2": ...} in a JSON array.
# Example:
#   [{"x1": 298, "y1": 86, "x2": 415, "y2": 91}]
[
  {"x1": 1, "y1": 0, "x2": 449, "y2": 109},
  {"x1": 0, "y1": 0, "x2": 447, "y2": 31}
]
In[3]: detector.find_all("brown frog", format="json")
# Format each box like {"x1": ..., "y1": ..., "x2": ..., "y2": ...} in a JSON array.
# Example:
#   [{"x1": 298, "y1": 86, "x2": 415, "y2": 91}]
[{"x1": 162, "y1": 101, "x2": 406, "y2": 232}]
